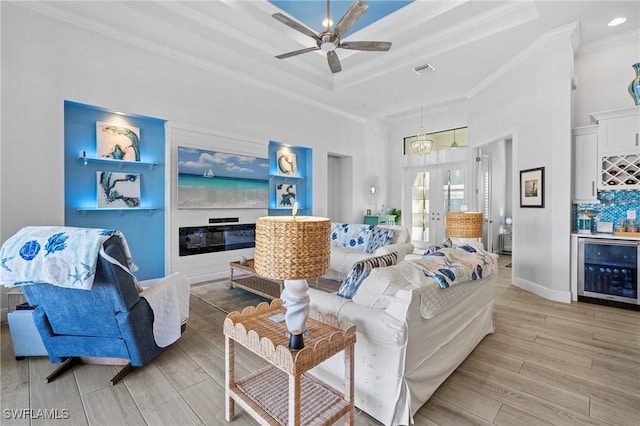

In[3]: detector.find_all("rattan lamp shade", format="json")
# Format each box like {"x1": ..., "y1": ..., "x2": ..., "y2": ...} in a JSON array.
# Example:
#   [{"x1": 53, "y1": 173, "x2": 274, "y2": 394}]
[
  {"x1": 254, "y1": 216, "x2": 331, "y2": 280},
  {"x1": 446, "y1": 212, "x2": 483, "y2": 238}
]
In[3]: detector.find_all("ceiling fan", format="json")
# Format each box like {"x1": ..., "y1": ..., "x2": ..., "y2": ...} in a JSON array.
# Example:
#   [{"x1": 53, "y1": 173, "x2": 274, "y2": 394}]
[{"x1": 272, "y1": 0, "x2": 392, "y2": 73}]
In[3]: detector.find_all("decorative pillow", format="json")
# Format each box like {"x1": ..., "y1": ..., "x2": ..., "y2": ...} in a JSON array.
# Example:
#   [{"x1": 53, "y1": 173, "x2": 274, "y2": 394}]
[
  {"x1": 334, "y1": 224, "x2": 373, "y2": 252},
  {"x1": 424, "y1": 238, "x2": 453, "y2": 255},
  {"x1": 352, "y1": 266, "x2": 407, "y2": 309},
  {"x1": 330, "y1": 223, "x2": 343, "y2": 247},
  {"x1": 365, "y1": 227, "x2": 395, "y2": 254},
  {"x1": 337, "y1": 252, "x2": 398, "y2": 299}
]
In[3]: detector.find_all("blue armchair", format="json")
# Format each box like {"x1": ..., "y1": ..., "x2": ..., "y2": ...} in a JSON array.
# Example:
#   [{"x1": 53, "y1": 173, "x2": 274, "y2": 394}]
[{"x1": 19, "y1": 234, "x2": 183, "y2": 385}]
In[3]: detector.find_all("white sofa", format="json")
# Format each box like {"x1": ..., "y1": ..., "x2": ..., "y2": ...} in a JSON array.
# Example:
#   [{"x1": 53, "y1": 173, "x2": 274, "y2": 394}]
[
  {"x1": 326, "y1": 224, "x2": 415, "y2": 281},
  {"x1": 308, "y1": 247, "x2": 497, "y2": 425}
]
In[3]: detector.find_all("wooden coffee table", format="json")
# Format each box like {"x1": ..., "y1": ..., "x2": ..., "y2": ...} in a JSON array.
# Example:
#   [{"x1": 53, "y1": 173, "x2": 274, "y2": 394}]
[{"x1": 229, "y1": 259, "x2": 283, "y2": 300}]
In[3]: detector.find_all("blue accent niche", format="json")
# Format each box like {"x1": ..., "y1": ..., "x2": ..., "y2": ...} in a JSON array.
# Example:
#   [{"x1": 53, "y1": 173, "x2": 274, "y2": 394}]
[
  {"x1": 268, "y1": 140, "x2": 312, "y2": 216},
  {"x1": 64, "y1": 101, "x2": 167, "y2": 279}
]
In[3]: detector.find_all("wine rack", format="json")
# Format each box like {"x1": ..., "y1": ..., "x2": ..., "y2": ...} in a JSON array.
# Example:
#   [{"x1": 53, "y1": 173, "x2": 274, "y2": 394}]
[{"x1": 601, "y1": 154, "x2": 640, "y2": 189}]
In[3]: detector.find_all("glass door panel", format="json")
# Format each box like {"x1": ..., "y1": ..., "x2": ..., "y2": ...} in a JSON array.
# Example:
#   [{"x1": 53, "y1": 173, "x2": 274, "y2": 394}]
[
  {"x1": 411, "y1": 171, "x2": 430, "y2": 242},
  {"x1": 408, "y1": 165, "x2": 466, "y2": 246},
  {"x1": 443, "y1": 168, "x2": 465, "y2": 215}
]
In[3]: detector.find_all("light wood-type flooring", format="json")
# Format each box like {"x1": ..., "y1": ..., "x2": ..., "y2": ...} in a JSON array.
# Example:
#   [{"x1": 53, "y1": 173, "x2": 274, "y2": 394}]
[{"x1": 1, "y1": 255, "x2": 639, "y2": 425}]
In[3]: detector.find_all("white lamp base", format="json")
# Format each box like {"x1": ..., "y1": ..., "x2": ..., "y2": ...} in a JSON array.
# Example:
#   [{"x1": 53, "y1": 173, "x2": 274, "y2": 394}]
[{"x1": 280, "y1": 279, "x2": 310, "y2": 334}]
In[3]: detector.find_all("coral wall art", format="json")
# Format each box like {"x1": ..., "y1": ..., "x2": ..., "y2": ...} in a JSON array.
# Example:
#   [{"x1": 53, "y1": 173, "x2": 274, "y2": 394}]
[
  {"x1": 96, "y1": 121, "x2": 141, "y2": 161},
  {"x1": 96, "y1": 171, "x2": 141, "y2": 208},
  {"x1": 276, "y1": 183, "x2": 296, "y2": 208}
]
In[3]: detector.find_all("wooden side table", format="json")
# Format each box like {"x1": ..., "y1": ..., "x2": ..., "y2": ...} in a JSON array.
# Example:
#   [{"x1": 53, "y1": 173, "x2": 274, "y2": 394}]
[
  {"x1": 224, "y1": 299, "x2": 356, "y2": 426},
  {"x1": 229, "y1": 259, "x2": 284, "y2": 299}
]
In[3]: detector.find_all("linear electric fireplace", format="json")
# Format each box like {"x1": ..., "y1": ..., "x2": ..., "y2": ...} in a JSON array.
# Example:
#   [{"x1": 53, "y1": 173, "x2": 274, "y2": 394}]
[{"x1": 179, "y1": 224, "x2": 255, "y2": 256}]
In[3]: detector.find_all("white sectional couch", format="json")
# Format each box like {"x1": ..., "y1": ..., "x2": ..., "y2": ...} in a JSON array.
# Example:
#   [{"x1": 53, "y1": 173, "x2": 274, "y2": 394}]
[
  {"x1": 325, "y1": 224, "x2": 415, "y2": 281},
  {"x1": 309, "y1": 246, "x2": 498, "y2": 425}
]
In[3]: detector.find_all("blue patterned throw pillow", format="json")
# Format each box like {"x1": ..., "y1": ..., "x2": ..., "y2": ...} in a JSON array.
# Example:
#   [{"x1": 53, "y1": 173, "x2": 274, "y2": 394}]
[
  {"x1": 335, "y1": 224, "x2": 374, "y2": 252},
  {"x1": 365, "y1": 227, "x2": 395, "y2": 254},
  {"x1": 337, "y1": 252, "x2": 398, "y2": 299}
]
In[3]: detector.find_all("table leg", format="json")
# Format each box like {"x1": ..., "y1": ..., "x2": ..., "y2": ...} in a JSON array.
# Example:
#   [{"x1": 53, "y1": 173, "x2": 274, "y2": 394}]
[
  {"x1": 288, "y1": 373, "x2": 301, "y2": 426},
  {"x1": 229, "y1": 267, "x2": 234, "y2": 289},
  {"x1": 344, "y1": 343, "x2": 354, "y2": 425},
  {"x1": 225, "y1": 336, "x2": 235, "y2": 422}
]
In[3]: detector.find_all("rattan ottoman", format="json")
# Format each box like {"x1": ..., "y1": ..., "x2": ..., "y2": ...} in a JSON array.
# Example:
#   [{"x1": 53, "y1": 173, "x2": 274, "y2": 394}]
[{"x1": 224, "y1": 299, "x2": 356, "y2": 426}]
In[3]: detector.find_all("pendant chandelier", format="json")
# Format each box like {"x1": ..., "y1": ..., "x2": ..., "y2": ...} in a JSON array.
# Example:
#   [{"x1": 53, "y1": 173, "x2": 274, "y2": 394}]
[
  {"x1": 451, "y1": 128, "x2": 459, "y2": 149},
  {"x1": 411, "y1": 106, "x2": 433, "y2": 155}
]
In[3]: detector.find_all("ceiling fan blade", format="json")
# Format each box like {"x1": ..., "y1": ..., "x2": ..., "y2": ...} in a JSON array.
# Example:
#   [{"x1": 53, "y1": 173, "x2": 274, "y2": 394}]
[
  {"x1": 334, "y1": 0, "x2": 368, "y2": 38},
  {"x1": 327, "y1": 50, "x2": 342, "y2": 73},
  {"x1": 276, "y1": 46, "x2": 320, "y2": 60},
  {"x1": 339, "y1": 41, "x2": 392, "y2": 51},
  {"x1": 272, "y1": 13, "x2": 321, "y2": 42}
]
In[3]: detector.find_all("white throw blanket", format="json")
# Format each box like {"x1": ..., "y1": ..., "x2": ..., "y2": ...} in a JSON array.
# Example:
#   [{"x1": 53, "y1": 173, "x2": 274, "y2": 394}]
[
  {"x1": 0, "y1": 226, "x2": 137, "y2": 290},
  {"x1": 140, "y1": 273, "x2": 190, "y2": 347}
]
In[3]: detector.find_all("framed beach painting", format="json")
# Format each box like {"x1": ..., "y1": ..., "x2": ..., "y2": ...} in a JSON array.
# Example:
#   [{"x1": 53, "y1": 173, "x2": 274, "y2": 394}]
[
  {"x1": 96, "y1": 121, "x2": 141, "y2": 161},
  {"x1": 276, "y1": 183, "x2": 296, "y2": 208},
  {"x1": 96, "y1": 171, "x2": 141, "y2": 208},
  {"x1": 520, "y1": 167, "x2": 544, "y2": 208},
  {"x1": 177, "y1": 146, "x2": 269, "y2": 209}
]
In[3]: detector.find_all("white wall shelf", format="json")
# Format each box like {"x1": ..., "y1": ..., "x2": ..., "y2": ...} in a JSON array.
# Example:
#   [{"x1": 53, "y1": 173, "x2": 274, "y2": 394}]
[
  {"x1": 77, "y1": 208, "x2": 159, "y2": 216},
  {"x1": 78, "y1": 156, "x2": 157, "y2": 171}
]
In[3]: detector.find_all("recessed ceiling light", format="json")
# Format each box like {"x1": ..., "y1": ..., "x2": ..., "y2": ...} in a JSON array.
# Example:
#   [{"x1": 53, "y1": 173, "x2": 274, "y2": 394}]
[
  {"x1": 322, "y1": 18, "x2": 333, "y2": 28},
  {"x1": 413, "y1": 64, "x2": 436, "y2": 75},
  {"x1": 608, "y1": 17, "x2": 627, "y2": 27}
]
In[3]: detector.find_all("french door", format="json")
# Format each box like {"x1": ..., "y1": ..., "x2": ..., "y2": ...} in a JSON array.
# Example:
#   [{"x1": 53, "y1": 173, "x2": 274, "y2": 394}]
[{"x1": 405, "y1": 164, "x2": 466, "y2": 246}]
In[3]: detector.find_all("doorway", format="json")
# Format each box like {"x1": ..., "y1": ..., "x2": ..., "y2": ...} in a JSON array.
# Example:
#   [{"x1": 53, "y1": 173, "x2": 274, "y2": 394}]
[
  {"x1": 328, "y1": 154, "x2": 353, "y2": 223},
  {"x1": 474, "y1": 139, "x2": 513, "y2": 255},
  {"x1": 405, "y1": 163, "x2": 466, "y2": 247}
]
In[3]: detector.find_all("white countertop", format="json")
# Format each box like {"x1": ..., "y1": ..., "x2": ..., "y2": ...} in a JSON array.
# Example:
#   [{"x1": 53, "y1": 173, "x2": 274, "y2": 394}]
[{"x1": 571, "y1": 233, "x2": 640, "y2": 241}]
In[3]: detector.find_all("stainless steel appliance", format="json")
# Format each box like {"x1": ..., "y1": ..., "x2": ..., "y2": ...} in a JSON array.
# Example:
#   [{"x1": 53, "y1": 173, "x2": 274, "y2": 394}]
[{"x1": 578, "y1": 238, "x2": 639, "y2": 308}]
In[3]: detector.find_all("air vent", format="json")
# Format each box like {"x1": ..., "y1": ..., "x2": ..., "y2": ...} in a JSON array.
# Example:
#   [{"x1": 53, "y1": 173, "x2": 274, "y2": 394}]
[{"x1": 413, "y1": 64, "x2": 436, "y2": 75}]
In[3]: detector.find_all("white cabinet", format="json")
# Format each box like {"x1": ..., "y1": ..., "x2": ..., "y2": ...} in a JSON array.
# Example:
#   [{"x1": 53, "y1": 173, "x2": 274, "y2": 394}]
[
  {"x1": 591, "y1": 106, "x2": 640, "y2": 155},
  {"x1": 573, "y1": 125, "x2": 599, "y2": 202}
]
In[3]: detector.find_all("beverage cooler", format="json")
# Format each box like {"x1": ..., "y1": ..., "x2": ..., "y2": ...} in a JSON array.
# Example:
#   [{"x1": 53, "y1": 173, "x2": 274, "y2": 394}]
[{"x1": 578, "y1": 238, "x2": 639, "y2": 308}]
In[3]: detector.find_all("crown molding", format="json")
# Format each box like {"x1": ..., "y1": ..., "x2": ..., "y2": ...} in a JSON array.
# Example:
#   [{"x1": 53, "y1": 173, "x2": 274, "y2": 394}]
[
  {"x1": 466, "y1": 21, "x2": 580, "y2": 99},
  {"x1": 576, "y1": 29, "x2": 640, "y2": 56},
  {"x1": 334, "y1": 0, "x2": 539, "y2": 92},
  {"x1": 14, "y1": 1, "x2": 369, "y2": 124}
]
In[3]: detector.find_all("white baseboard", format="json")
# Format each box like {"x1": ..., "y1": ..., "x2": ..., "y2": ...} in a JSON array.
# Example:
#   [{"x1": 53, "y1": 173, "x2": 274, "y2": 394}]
[{"x1": 514, "y1": 278, "x2": 572, "y2": 304}]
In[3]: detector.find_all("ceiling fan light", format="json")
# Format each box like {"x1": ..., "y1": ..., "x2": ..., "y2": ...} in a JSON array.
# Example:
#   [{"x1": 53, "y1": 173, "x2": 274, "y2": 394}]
[
  {"x1": 322, "y1": 18, "x2": 334, "y2": 28},
  {"x1": 321, "y1": 41, "x2": 336, "y2": 51}
]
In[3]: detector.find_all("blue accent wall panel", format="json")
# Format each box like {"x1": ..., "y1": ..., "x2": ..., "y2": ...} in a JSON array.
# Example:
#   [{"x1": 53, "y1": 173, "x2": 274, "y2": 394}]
[
  {"x1": 64, "y1": 101, "x2": 166, "y2": 280},
  {"x1": 268, "y1": 141, "x2": 312, "y2": 216}
]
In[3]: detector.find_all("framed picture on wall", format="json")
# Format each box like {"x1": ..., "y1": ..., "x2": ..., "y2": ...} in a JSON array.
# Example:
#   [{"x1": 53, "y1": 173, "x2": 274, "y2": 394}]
[
  {"x1": 96, "y1": 121, "x2": 141, "y2": 161},
  {"x1": 276, "y1": 183, "x2": 296, "y2": 208},
  {"x1": 276, "y1": 150, "x2": 297, "y2": 176},
  {"x1": 520, "y1": 167, "x2": 544, "y2": 208},
  {"x1": 176, "y1": 146, "x2": 268, "y2": 209},
  {"x1": 96, "y1": 171, "x2": 141, "y2": 208}
]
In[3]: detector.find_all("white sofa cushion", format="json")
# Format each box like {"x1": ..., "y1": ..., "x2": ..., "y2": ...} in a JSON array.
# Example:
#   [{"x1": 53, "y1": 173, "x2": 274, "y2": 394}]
[
  {"x1": 351, "y1": 266, "x2": 409, "y2": 309},
  {"x1": 330, "y1": 247, "x2": 375, "y2": 277}
]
